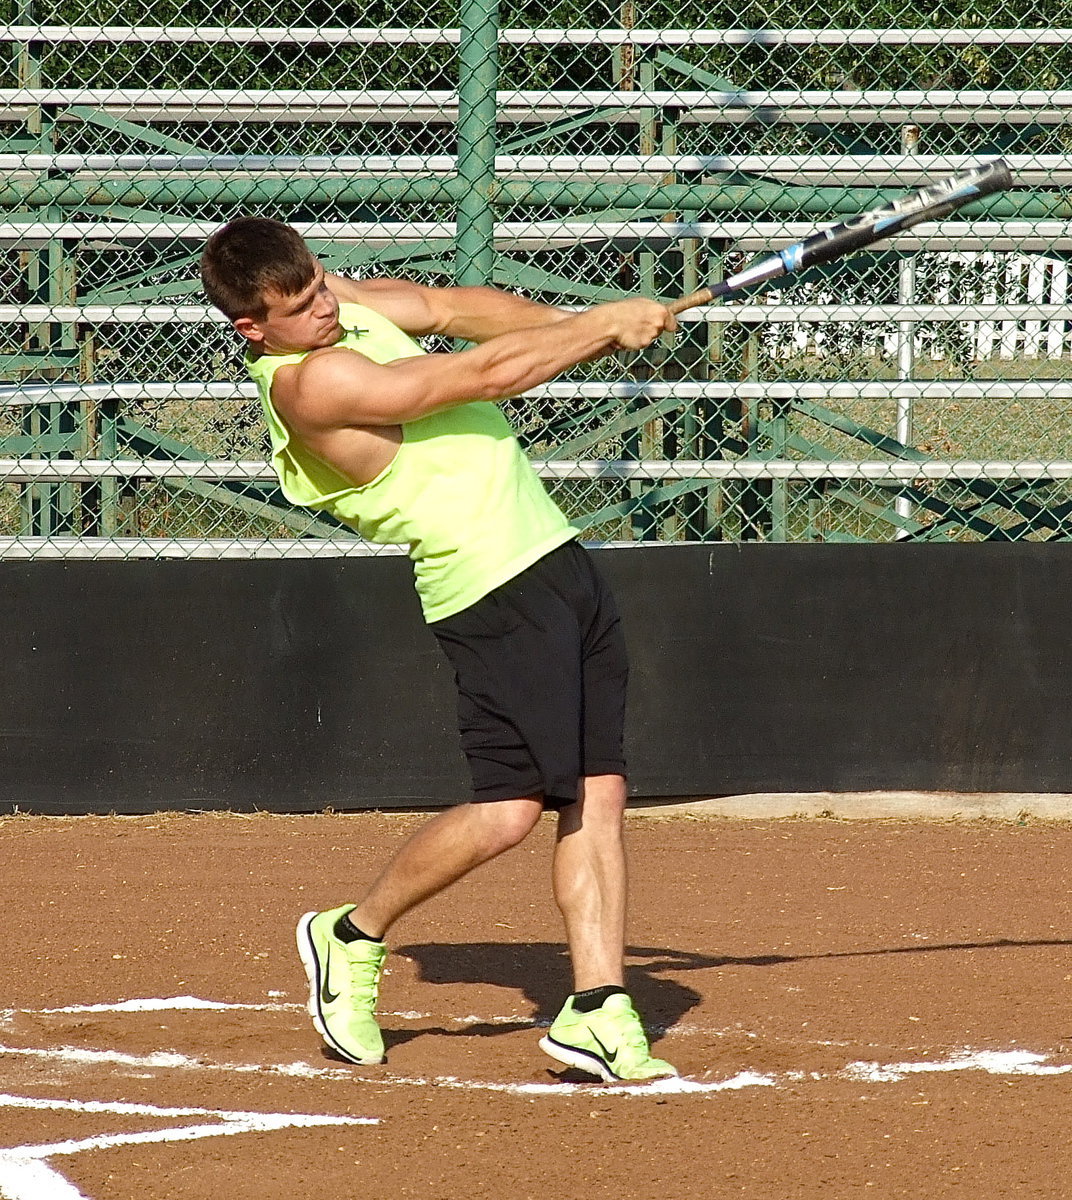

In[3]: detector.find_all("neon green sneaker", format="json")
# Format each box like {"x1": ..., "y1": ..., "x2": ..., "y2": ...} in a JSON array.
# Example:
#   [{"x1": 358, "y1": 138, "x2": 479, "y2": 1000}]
[
  {"x1": 539, "y1": 992, "x2": 678, "y2": 1082},
  {"x1": 296, "y1": 905, "x2": 387, "y2": 1065}
]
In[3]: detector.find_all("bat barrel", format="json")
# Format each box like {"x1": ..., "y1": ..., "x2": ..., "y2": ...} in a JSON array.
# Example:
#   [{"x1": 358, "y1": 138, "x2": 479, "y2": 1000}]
[
  {"x1": 969, "y1": 159, "x2": 1014, "y2": 199},
  {"x1": 791, "y1": 158, "x2": 1013, "y2": 273},
  {"x1": 665, "y1": 159, "x2": 1014, "y2": 313}
]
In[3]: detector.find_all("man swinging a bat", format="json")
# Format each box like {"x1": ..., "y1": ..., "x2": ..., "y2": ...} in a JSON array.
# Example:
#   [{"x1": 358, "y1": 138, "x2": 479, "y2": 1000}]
[
  {"x1": 200, "y1": 216, "x2": 680, "y2": 1082},
  {"x1": 199, "y1": 163, "x2": 1009, "y2": 1080}
]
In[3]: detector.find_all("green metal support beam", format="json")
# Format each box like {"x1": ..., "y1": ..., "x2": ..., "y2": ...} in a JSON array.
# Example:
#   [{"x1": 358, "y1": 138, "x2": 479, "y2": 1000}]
[
  {"x1": 0, "y1": 175, "x2": 1065, "y2": 219},
  {"x1": 455, "y1": 0, "x2": 499, "y2": 286}
]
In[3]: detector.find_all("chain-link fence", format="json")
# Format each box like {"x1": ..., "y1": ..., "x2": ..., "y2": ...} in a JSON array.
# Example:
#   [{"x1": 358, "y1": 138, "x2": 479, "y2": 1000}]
[{"x1": 2, "y1": 3, "x2": 1071, "y2": 555}]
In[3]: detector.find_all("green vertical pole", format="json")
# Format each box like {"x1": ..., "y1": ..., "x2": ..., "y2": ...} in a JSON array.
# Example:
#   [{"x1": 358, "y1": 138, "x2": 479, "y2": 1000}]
[
  {"x1": 739, "y1": 323, "x2": 766, "y2": 540},
  {"x1": 49, "y1": 224, "x2": 80, "y2": 534},
  {"x1": 17, "y1": 0, "x2": 48, "y2": 536},
  {"x1": 768, "y1": 392, "x2": 789, "y2": 542},
  {"x1": 455, "y1": 0, "x2": 499, "y2": 287},
  {"x1": 705, "y1": 243, "x2": 726, "y2": 540},
  {"x1": 98, "y1": 395, "x2": 119, "y2": 537},
  {"x1": 628, "y1": 59, "x2": 658, "y2": 541}
]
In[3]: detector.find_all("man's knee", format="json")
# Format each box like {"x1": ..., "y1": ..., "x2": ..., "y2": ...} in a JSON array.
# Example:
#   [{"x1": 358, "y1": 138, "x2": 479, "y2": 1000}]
[
  {"x1": 471, "y1": 795, "x2": 543, "y2": 854},
  {"x1": 578, "y1": 773, "x2": 627, "y2": 816},
  {"x1": 555, "y1": 775, "x2": 627, "y2": 837}
]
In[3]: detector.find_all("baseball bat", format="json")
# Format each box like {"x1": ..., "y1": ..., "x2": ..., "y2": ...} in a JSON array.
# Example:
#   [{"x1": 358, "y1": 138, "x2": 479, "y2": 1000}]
[{"x1": 668, "y1": 159, "x2": 1013, "y2": 315}]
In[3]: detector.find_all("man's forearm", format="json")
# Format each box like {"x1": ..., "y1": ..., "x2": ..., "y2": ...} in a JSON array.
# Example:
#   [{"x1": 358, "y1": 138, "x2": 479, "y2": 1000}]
[
  {"x1": 429, "y1": 286, "x2": 569, "y2": 343},
  {"x1": 450, "y1": 306, "x2": 621, "y2": 399},
  {"x1": 381, "y1": 299, "x2": 675, "y2": 421}
]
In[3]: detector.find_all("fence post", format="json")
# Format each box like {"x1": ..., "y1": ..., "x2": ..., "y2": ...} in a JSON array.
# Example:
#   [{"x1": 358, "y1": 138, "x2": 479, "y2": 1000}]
[{"x1": 456, "y1": 0, "x2": 499, "y2": 287}]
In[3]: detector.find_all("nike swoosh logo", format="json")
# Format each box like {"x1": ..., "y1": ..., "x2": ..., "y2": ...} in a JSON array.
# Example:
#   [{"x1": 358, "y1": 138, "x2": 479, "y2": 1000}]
[
  {"x1": 591, "y1": 1031, "x2": 618, "y2": 1064},
  {"x1": 321, "y1": 945, "x2": 340, "y2": 1005}
]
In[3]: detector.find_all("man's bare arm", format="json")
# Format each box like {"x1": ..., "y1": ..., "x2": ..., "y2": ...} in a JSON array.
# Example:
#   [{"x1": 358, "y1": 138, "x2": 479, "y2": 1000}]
[
  {"x1": 326, "y1": 274, "x2": 569, "y2": 342},
  {"x1": 282, "y1": 297, "x2": 675, "y2": 434}
]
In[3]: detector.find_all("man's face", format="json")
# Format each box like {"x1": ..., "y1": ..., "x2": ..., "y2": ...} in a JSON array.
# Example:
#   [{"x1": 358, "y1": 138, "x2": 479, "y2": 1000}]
[{"x1": 238, "y1": 263, "x2": 343, "y2": 353}]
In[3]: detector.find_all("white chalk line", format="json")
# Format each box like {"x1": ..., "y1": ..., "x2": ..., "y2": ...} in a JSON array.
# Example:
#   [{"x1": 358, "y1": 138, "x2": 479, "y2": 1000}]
[
  {"x1": 3, "y1": 996, "x2": 533, "y2": 1026},
  {"x1": 4, "y1": 997, "x2": 300, "y2": 1017},
  {"x1": 0, "y1": 1043, "x2": 336, "y2": 1079},
  {"x1": 846, "y1": 1048, "x2": 1072, "y2": 1082},
  {"x1": 0, "y1": 996, "x2": 888, "y2": 1049},
  {"x1": 4, "y1": 995, "x2": 770, "y2": 1038},
  {"x1": 0, "y1": 1092, "x2": 376, "y2": 1126},
  {"x1": 0, "y1": 1157, "x2": 89, "y2": 1200},
  {"x1": 0, "y1": 1044, "x2": 1066, "y2": 1199},
  {"x1": 6, "y1": 996, "x2": 1072, "y2": 1095},
  {"x1": 356, "y1": 1049, "x2": 1072, "y2": 1096},
  {"x1": 0, "y1": 1093, "x2": 374, "y2": 1200},
  {"x1": 0, "y1": 996, "x2": 855, "y2": 1045},
  {"x1": 2, "y1": 1040, "x2": 1070, "y2": 1097}
]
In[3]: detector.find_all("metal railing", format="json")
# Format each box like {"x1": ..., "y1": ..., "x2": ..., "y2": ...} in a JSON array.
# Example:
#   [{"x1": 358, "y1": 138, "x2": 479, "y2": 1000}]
[{"x1": 4, "y1": 12, "x2": 1072, "y2": 549}]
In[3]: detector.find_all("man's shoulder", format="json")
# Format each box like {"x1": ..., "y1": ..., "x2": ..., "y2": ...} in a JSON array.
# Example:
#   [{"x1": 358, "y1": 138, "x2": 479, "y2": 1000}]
[
  {"x1": 266, "y1": 345, "x2": 365, "y2": 425},
  {"x1": 327, "y1": 274, "x2": 411, "y2": 308},
  {"x1": 292, "y1": 343, "x2": 376, "y2": 391},
  {"x1": 328, "y1": 275, "x2": 437, "y2": 336}
]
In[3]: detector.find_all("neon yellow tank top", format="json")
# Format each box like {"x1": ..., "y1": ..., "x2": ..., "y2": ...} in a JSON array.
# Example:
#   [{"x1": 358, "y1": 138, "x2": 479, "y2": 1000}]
[{"x1": 246, "y1": 302, "x2": 576, "y2": 622}]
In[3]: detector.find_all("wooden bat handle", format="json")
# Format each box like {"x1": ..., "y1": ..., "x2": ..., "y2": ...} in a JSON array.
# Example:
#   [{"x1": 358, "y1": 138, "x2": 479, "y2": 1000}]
[{"x1": 667, "y1": 287, "x2": 715, "y2": 315}]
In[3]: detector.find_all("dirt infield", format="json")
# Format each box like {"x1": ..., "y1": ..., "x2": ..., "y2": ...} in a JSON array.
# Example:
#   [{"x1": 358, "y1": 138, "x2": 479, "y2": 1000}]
[{"x1": 3, "y1": 810, "x2": 1072, "y2": 1199}]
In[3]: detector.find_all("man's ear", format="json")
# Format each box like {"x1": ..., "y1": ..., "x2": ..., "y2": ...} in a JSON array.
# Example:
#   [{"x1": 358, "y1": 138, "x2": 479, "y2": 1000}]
[{"x1": 234, "y1": 316, "x2": 264, "y2": 344}]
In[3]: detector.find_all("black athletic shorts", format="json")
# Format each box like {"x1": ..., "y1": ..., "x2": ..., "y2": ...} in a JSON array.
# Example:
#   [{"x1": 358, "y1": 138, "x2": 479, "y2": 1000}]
[{"x1": 429, "y1": 540, "x2": 628, "y2": 808}]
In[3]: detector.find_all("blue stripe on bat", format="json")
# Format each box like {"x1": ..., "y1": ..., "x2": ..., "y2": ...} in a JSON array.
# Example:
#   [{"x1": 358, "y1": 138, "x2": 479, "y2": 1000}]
[{"x1": 779, "y1": 244, "x2": 806, "y2": 273}]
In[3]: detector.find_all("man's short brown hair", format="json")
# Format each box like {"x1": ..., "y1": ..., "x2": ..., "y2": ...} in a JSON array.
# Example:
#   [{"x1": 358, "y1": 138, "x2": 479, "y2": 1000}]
[{"x1": 200, "y1": 216, "x2": 317, "y2": 321}]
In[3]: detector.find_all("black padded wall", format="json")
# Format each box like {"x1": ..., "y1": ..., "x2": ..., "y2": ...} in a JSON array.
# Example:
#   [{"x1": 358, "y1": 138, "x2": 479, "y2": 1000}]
[{"x1": 2, "y1": 544, "x2": 1069, "y2": 814}]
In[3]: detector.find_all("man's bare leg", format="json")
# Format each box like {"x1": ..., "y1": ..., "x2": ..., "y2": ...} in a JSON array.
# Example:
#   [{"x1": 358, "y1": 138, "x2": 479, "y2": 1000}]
[
  {"x1": 540, "y1": 773, "x2": 676, "y2": 1079},
  {"x1": 297, "y1": 794, "x2": 545, "y2": 1065},
  {"x1": 551, "y1": 773, "x2": 628, "y2": 991},
  {"x1": 349, "y1": 794, "x2": 544, "y2": 938}
]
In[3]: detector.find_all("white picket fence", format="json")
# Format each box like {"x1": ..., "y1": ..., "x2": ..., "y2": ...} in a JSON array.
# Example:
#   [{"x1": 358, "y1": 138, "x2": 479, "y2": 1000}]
[{"x1": 770, "y1": 251, "x2": 1072, "y2": 361}]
